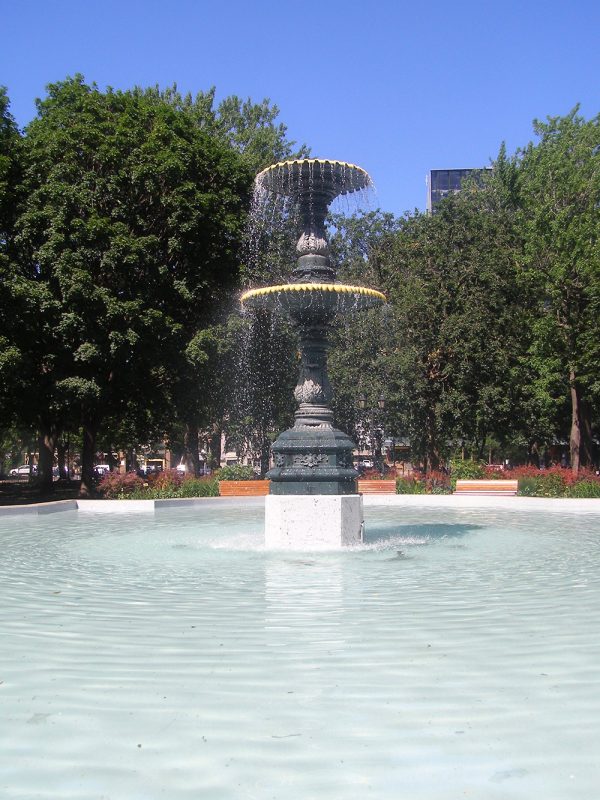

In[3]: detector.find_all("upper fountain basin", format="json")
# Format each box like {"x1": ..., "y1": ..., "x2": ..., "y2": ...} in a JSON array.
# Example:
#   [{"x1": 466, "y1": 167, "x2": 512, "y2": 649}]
[
  {"x1": 240, "y1": 283, "x2": 386, "y2": 316},
  {"x1": 255, "y1": 158, "x2": 372, "y2": 201}
]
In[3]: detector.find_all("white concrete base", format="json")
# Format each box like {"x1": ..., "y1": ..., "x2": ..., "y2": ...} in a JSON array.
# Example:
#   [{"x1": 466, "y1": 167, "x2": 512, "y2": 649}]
[{"x1": 265, "y1": 494, "x2": 364, "y2": 550}]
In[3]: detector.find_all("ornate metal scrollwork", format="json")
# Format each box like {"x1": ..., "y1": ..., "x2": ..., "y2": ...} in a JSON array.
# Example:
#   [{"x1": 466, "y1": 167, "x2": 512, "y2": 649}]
[
  {"x1": 294, "y1": 379, "x2": 326, "y2": 404},
  {"x1": 292, "y1": 453, "x2": 329, "y2": 468}
]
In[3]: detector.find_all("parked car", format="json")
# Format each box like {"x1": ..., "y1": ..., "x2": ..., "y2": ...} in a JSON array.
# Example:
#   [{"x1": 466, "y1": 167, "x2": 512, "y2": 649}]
[{"x1": 9, "y1": 464, "x2": 37, "y2": 476}]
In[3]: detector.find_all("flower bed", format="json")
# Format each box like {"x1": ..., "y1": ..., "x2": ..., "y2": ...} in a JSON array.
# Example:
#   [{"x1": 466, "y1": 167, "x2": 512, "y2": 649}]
[
  {"x1": 498, "y1": 465, "x2": 600, "y2": 498},
  {"x1": 98, "y1": 470, "x2": 219, "y2": 499},
  {"x1": 395, "y1": 461, "x2": 600, "y2": 497},
  {"x1": 396, "y1": 470, "x2": 452, "y2": 495}
]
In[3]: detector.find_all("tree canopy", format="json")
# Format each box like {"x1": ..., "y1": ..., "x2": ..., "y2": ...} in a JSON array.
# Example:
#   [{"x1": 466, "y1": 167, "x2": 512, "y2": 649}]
[
  {"x1": 327, "y1": 108, "x2": 600, "y2": 471},
  {"x1": 4, "y1": 77, "x2": 253, "y2": 491},
  {"x1": 1, "y1": 84, "x2": 599, "y2": 487}
]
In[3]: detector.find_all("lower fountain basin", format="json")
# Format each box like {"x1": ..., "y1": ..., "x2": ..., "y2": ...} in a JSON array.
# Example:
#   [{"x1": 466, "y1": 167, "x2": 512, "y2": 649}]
[
  {"x1": 1, "y1": 500, "x2": 600, "y2": 799},
  {"x1": 240, "y1": 283, "x2": 385, "y2": 316}
]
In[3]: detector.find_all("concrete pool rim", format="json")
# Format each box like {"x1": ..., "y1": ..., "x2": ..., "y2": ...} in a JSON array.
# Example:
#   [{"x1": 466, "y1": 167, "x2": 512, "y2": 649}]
[{"x1": 1, "y1": 494, "x2": 599, "y2": 516}]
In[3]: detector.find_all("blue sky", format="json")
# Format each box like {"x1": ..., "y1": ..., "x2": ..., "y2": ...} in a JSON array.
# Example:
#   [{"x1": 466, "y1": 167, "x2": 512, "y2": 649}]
[{"x1": 2, "y1": 0, "x2": 599, "y2": 215}]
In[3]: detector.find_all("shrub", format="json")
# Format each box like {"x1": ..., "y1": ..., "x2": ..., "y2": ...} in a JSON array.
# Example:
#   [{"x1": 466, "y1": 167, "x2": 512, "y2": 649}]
[
  {"x1": 98, "y1": 471, "x2": 144, "y2": 498},
  {"x1": 567, "y1": 480, "x2": 600, "y2": 498},
  {"x1": 483, "y1": 466, "x2": 510, "y2": 479},
  {"x1": 450, "y1": 459, "x2": 485, "y2": 480},
  {"x1": 517, "y1": 476, "x2": 538, "y2": 496},
  {"x1": 510, "y1": 466, "x2": 571, "y2": 497},
  {"x1": 98, "y1": 470, "x2": 220, "y2": 499},
  {"x1": 424, "y1": 470, "x2": 452, "y2": 494},
  {"x1": 361, "y1": 468, "x2": 385, "y2": 480},
  {"x1": 534, "y1": 471, "x2": 567, "y2": 497},
  {"x1": 147, "y1": 469, "x2": 184, "y2": 491},
  {"x1": 396, "y1": 476, "x2": 425, "y2": 494},
  {"x1": 179, "y1": 476, "x2": 219, "y2": 497},
  {"x1": 396, "y1": 471, "x2": 451, "y2": 494},
  {"x1": 218, "y1": 464, "x2": 256, "y2": 481},
  {"x1": 508, "y1": 466, "x2": 600, "y2": 497}
]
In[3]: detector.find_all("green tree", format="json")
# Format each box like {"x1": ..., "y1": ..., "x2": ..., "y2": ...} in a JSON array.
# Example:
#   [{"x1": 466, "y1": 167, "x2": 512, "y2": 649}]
[
  {"x1": 327, "y1": 210, "x2": 400, "y2": 442},
  {"x1": 515, "y1": 107, "x2": 600, "y2": 471},
  {"x1": 135, "y1": 85, "x2": 308, "y2": 474},
  {"x1": 141, "y1": 85, "x2": 308, "y2": 171},
  {"x1": 328, "y1": 180, "x2": 524, "y2": 471},
  {"x1": 0, "y1": 88, "x2": 32, "y2": 455},
  {"x1": 15, "y1": 76, "x2": 250, "y2": 494}
]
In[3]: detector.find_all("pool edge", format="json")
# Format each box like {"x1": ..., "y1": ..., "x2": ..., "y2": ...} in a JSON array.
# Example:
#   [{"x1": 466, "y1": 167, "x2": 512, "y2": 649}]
[{"x1": 0, "y1": 494, "x2": 599, "y2": 516}]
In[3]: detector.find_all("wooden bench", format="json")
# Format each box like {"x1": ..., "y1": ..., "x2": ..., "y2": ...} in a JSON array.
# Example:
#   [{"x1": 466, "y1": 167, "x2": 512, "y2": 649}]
[
  {"x1": 454, "y1": 479, "x2": 518, "y2": 496},
  {"x1": 357, "y1": 479, "x2": 397, "y2": 494},
  {"x1": 218, "y1": 480, "x2": 270, "y2": 496}
]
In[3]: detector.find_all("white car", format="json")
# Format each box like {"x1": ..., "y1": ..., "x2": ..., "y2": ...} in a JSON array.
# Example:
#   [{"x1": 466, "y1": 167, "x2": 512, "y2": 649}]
[{"x1": 10, "y1": 464, "x2": 37, "y2": 476}]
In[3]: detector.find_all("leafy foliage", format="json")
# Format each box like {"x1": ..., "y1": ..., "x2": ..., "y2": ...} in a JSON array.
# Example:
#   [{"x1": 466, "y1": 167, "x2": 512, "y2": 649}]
[
  {"x1": 9, "y1": 77, "x2": 251, "y2": 492},
  {"x1": 97, "y1": 469, "x2": 219, "y2": 498},
  {"x1": 396, "y1": 471, "x2": 452, "y2": 494},
  {"x1": 327, "y1": 109, "x2": 600, "y2": 474},
  {"x1": 450, "y1": 460, "x2": 486, "y2": 480},
  {"x1": 514, "y1": 107, "x2": 600, "y2": 470},
  {"x1": 2, "y1": 82, "x2": 600, "y2": 488},
  {"x1": 97, "y1": 471, "x2": 144, "y2": 498},
  {"x1": 217, "y1": 464, "x2": 256, "y2": 481}
]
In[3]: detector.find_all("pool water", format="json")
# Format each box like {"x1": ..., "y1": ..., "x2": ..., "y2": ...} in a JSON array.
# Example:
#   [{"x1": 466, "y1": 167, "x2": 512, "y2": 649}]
[{"x1": 1, "y1": 505, "x2": 599, "y2": 799}]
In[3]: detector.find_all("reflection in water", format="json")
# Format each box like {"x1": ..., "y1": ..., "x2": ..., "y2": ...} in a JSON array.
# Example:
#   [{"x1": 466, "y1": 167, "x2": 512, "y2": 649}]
[
  {"x1": 364, "y1": 521, "x2": 483, "y2": 546},
  {"x1": 264, "y1": 558, "x2": 346, "y2": 656}
]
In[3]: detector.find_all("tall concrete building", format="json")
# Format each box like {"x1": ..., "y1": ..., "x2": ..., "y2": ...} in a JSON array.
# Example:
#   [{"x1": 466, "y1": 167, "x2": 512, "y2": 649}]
[{"x1": 426, "y1": 168, "x2": 491, "y2": 213}]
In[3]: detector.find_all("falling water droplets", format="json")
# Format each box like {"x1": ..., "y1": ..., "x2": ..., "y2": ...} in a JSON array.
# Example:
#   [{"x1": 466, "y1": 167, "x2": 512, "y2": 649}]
[{"x1": 248, "y1": 159, "x2": 375, "y2": 288}]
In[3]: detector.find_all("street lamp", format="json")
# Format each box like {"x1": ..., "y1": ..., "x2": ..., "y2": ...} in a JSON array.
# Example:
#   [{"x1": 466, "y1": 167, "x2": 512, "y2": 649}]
[
  {"x1": 357, "y1": 392, "x2": 386, "y2": 474},
  {"x1": 374, "y1": 394, "x2": 385, "y2": 473}
]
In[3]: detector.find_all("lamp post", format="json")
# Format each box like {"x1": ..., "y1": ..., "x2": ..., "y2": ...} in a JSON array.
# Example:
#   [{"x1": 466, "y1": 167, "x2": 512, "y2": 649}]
[{"x1": 357, "y1": 392, "x2": 386, "y2": 474}]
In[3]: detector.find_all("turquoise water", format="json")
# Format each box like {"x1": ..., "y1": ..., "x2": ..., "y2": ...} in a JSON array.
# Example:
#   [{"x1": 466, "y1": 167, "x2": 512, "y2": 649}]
[{"x1": 1, "y1": 505, "x2": 599, "y2": 799}]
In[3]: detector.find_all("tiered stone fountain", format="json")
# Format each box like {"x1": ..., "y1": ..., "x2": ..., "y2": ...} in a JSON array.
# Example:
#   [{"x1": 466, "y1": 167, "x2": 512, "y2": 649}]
[{"x1": 242, "y1": 159, "x2": 385, "y2": 548}]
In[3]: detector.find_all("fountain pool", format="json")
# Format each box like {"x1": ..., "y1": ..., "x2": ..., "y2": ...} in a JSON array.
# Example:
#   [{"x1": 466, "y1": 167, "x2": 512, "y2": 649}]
[{"x1": 1, "y1": 500, "x2": 599, "y2": 799}]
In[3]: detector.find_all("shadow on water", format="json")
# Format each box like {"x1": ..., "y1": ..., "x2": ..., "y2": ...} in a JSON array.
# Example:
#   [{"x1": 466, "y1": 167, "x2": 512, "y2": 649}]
[{"x1": 364, "y1": 522, "x2": 483, "y2": 546}]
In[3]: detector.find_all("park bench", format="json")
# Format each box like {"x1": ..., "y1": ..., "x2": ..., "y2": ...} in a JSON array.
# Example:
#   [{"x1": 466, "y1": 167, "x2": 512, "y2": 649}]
[
  {"x1": 357, "y1": 479, "x2": 397, "y2": 494},
  {"x1": 218, "y1": 480, "x2": 270, "y2": 497},
  {"x1": 454, "y1": 479, "x2": 518, "y2": 496}
]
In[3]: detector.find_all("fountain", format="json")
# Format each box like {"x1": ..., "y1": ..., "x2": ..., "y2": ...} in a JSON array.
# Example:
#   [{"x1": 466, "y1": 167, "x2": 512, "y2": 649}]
[{"x1": 241, "y1": 158, "x2": 385, "y2": 548}]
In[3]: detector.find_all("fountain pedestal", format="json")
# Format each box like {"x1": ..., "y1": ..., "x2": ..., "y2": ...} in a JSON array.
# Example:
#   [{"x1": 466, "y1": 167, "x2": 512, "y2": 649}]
[{"x1": 265, "y1": 494, "x2": 363, "y2": 549}]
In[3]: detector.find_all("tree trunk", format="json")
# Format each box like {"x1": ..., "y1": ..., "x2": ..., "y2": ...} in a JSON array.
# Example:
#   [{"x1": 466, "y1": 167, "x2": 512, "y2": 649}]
[
  {"x1": 569, "y1": 369, "x2": 585, "y2": 475},
  {"x1": 581, "y1": 399, "x2": 593, "y2": 467},
  {"x1": 425, "y1": 412, "x2": 440, "y2": 473},
  {"x1": 260, "y1": 433, "x2": 270, "y2": 478},
  {"x1": 79, "y1": 419, "x2": 97, "y2": 497},
  {"x1": 126, "y1": 448, "x2": 135, "y2": 472},
  {"x1": 56, "y1": 440, "x2": 68, "y2": 480},
  {"x1": 208, "y1": 426, "x2": 222, "y2": 471},
  {"x1": 36, "y1": 426, "x2": 57, "y2": 493},
  {"x1": 184, "y1": 422, "x2": 200, "y2": 477}
]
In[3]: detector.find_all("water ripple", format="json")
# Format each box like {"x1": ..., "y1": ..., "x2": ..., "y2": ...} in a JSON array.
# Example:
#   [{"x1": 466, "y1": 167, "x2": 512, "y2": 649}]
[{"x1": 1, "y1": 506, "x2": 599, "y2": 799}]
